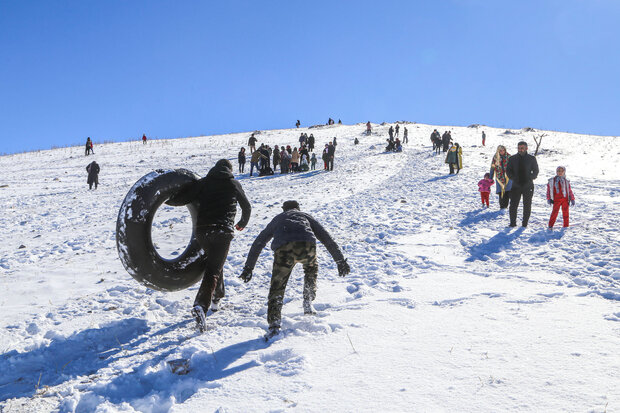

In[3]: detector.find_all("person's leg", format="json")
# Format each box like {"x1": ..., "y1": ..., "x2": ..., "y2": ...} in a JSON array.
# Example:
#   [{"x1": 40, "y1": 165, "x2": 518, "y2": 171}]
[
  {"x1": 94, "y1": 177, "x2": 98, "y2": 189},
  {"x1": 509, "y1": 188, "x2": 522, "y2": 226},
  {"x1": 561, "y1": 199, "x2": 570, "y2": 227},
  {"x1": 449, "y1": 164, "x2": 454, "y2": 174},
  {"x1": 194, "y1": 232, "x2": 233, "y2": 310},
  {"x1": 300, "y1": 244, "x2": 318, "y2": 314},
  {"x1": 499, "y1": 191, "x2": 510, "y2": 209},
  {"x1": 484, "y1": 192, "x2": 490, "y2": 207},
  {"x1": 480, "y1": 192, "x2": 485, "y2": 206},
  {"x1": 548, "y1": 199, "x2": 561, "y2": 228},
  {"x1": 521, "y1": 186, "x2": 534, "y2": 227},
  {"x1": 268, "y1": 244, "x2": 296, "y2": 329}
]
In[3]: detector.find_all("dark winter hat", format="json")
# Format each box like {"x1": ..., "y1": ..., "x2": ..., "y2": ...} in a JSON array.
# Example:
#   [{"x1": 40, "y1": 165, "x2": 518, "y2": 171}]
[
  {"x1": 282, "y1": 200, "x2": 300, "y2": 211},
  {"x1": 214, "y1": 159, "x2": 232, "y2": 170},
  {"x1": 517, "y1": 141, "x2": 528, "y2": 147}
]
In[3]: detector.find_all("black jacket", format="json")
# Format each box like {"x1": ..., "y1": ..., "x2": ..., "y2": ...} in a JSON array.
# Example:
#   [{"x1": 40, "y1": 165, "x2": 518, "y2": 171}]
[
  {"x1": 244, "y1": 209, "x2": 345, "y2": 270},
  {"x1": 171, "y1": 163, "x2": 251, "y2": 233},
  {"x1": 86, "y1": 161, "x2": 99, "y2": 184},
  {"x1": 238, "y1": 151, "x2": 246, "y2": 164},
  {"x1": 506, "y1": 152, "x2": 539, "y2": 188}
]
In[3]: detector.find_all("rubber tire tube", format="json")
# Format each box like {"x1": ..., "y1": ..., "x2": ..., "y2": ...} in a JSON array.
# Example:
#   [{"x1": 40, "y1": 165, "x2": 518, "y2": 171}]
[{"x1": 116, "y1": 168, "x2": 205, "y2": 292}]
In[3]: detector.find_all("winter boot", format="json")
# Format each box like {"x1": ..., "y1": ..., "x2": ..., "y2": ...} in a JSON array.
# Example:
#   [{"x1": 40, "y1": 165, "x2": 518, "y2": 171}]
[
  {"x1": 191, "y1": 305, "x2": 207, "y2": 333},
  {"x1": 265, "y1": 323, "x2": 281, "y2": 341},
  {"x1": 303, "y1": 299, "x2": 317, "y2": 315},
  {"x1": 210, "y1": 299, "x2": 220, "y2": 313}
]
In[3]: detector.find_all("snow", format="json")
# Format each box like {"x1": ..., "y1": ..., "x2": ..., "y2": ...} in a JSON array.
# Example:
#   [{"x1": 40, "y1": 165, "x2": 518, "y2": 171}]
[{"x1": 0, "y1": 123, "x2": 618, "y2": 412}]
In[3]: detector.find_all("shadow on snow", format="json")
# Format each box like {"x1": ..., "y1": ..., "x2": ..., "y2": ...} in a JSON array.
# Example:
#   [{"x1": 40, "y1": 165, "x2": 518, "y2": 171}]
[
  {"x1": 465, "y1": 227, "x2": 525, "y2": 262},
  {"x1": 77, "y1": 336, "x2": 270, "y2": 409},
  {"x1": 0, "y1": 318, "x2": 149, "y2": 402},
  {"x1": 459, "y1": 209, "x2": 505, "y2": 227}
]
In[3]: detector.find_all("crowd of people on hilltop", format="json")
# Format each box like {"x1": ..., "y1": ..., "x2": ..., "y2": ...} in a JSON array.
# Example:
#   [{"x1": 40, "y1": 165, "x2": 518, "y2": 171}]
[{"x1": 239, "y1": 132, "x2": 338, "y2": 176}]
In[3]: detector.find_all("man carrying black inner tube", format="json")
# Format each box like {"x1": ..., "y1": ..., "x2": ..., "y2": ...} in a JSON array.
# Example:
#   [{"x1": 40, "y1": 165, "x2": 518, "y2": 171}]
[
  {"x1": 239, "y1": 200, "x2": 350, "y2": 339},
  {"x1": 171, "y1": 159, "x2": 251, "y2": 331}
]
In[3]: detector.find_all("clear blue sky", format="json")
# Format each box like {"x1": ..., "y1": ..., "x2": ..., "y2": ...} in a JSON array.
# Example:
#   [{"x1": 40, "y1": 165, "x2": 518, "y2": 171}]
[{"x1": 1, "y1": 0, "x2": 619, "y2": 154}]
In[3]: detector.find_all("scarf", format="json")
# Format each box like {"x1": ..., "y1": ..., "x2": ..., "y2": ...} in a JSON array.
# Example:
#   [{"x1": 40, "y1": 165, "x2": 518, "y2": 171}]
[
  {"x1": 554, "y1": 176, "x2": 569, "y2": 198},
  {"x1": 492, "y1": 152, "x2": 510, "y2": 196}
]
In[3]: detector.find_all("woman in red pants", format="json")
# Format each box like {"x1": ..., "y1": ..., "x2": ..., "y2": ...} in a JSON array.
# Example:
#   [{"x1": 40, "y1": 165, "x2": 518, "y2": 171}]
[{"x1": 546, "y1": 166, "x2": 575, "y2": 228}]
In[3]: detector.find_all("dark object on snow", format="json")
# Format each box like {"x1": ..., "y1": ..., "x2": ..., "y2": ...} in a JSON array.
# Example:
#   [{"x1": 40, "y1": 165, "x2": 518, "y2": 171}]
[
  {"x1": 18, "y1": 244, "x2": 26, "y2": 249},
  {"x1": 167, "y1": 359, "x2": 190, "y2": 375},
  {"x1": 116, "y1": 169, "x2": 206, "y2": 292},
  {"x1": 86, "y1": 161, "x2": 100, "y2": 189}
]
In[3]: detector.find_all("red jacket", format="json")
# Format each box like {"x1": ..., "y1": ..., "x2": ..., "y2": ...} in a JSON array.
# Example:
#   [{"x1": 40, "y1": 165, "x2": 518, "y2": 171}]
[{"x1": 546, "y1": 177, "x2": 575, "y2": 201}]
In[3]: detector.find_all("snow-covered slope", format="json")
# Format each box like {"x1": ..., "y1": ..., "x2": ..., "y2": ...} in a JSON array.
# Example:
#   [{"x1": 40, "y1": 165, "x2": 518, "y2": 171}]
[{"x1": 0, "y1": 123, "x2": 618, "y2": 412}]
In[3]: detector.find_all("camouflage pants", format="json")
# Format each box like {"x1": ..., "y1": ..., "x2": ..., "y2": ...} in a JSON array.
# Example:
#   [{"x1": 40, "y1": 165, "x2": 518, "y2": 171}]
[{"x1": 268, "y1": 241, "x2": 318, "y2": 328}]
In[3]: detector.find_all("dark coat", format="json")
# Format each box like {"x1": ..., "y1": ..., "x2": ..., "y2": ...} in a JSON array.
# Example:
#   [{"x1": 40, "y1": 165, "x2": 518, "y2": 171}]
[
  {"x1": 506, "y1": 153, "x2": 539, "y2": 188},
  {"x1": 238, "y1": 151, "x2": 246, "y2": 164},
  {"x1": 327, "y1": 144, "x2": 335, "y2": 157},
  {"x1": 244, "y1": 209, "x2": 345, "y2": 270},
  {"x1": 171, "y1": 162, "x2": 251, "y2": 233},
  {"x1": 86, "y1": 161, "x2": 99, "y2": 184},
  {"x1": 248, "y1": 136, "x2": 257, "y2": 146}
]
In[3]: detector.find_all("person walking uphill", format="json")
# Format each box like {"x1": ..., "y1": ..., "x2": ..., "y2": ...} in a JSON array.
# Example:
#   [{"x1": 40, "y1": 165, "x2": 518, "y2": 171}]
[
  {"x1": 546, "y1": 166, "x2": 575, "y2": 228},
  {"x1": 169, "y1": 159, "x2": 251, "y2": 332},
  {"x1": 490, "y1": 145, "x2": 512, "y2": 209},
  {"x1": 85, "y1": 137, "x2": 94, "y2": 156},
  {"x1": 445, "y1": 143, "x2": 462, "y2": 174},
  {"x1": 506, "y1": 141, "x2": 539, "y2": 227},
  {"x1": 86, "y1": 160, "x2": 100, "y2": 189},
  {"x1": 239, "y1": 200, "x2": 350, "y2": 339}
]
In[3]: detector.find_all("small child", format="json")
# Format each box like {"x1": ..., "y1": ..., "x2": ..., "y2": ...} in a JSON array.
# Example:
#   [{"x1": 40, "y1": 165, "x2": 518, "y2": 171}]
[
  {"x1": 310, "y1": 153, "x2": 317, "y2": 170},
  {"x1": 546, "y1": 166, "x2": 575, "y2": 228},
  {"x1": 477, "y1": 173, "x2": 494, "y2": 208}
]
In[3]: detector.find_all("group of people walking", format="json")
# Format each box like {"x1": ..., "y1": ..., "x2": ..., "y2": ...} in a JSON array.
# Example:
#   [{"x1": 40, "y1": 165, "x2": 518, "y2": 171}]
[
  {"x1": 170, "y1": 158, "x2": 350, "y2": 337},
  {"x1": 480, "y1": 141, "x2": 575, "y2": 228}
]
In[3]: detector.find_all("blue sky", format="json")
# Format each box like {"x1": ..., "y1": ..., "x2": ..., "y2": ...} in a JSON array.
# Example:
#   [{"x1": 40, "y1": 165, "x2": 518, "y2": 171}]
[{"x1": 1, "y1": 0, "x2": 619, "y2": 154}]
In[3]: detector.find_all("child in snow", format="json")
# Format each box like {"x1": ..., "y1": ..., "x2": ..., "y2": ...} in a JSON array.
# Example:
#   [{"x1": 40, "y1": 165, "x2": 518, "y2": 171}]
[
  {"x1": 310, "y1": 153, "x2": 317, "y2": 170},
  {"x1": 478, "y1": 173, "x2": 494, "y2": 208},
  {"x1": 546, "y1": 166, "x2": 575, "y2": 228}
]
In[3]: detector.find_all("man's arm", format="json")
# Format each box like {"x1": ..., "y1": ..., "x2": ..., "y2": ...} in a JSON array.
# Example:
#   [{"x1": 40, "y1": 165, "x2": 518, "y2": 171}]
[
  {"x1": 243, "y1": 218, "x2": 277, "y2": 271},
  {"x1": 234, "y1": 181, "x2": 252, "y2": 229},
  {"x1": 530, "y1": 156, "x2": 539, "y2": 180},
  {"x1": 306, "y1": 214, "x2": 345, "y2": 263},
  {"x1": 166, "y1": 181, "x2": 199, "y2": 206},
  {"x1": 505, "y1": 157, "x2": 515, "y2": 180}
]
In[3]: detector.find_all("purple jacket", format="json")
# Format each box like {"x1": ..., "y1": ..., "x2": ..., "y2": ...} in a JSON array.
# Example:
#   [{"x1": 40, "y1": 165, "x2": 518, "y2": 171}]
[{"x1": 478, "y1": 178, "x2": 494, "y2": 193}]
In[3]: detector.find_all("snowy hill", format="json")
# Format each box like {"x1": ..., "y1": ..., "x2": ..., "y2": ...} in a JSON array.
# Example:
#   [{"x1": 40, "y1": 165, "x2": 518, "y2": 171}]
[{"x1": 0, "y1": 123, "x2": 618, "y2": 412}]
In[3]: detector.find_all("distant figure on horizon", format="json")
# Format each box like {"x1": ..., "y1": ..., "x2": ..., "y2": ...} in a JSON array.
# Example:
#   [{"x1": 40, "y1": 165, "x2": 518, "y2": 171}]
[
  {"x1": 403, "y1": 127, "x2": 409, "y2": 144},
  {"x1": 142, "y1": 134, "x2": 147, "y2": 145},
  {"x1": 248, "y1": 133, "x2": 257, "y2": 153},
  {"x1": 86, "y1": 160, "x2": 100, "y2": 190},
  {"x1": 395, "y1": 124, "x2": 400, "y2": 137},
  {"x1": 85, "y1": 137, "x2": 94, "y2": 156},
  {"x1": 296, "y1": 119, "x2": 301, "y2": 128},
  {"x1": 366, "y1": 121, "x2": 372, "y2": 135},
  {"x1": 481, "y1": 131, "x2": 486, "y2": 146}
]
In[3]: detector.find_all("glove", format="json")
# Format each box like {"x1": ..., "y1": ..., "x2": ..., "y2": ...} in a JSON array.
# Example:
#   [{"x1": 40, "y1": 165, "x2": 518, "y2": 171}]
[
  {"x1": 337, "y1": 259, "x2": 350, "y2": 277},
  {"x1": 239, "y1": 266, "x2": 253, "y2": 283},
  {"x1": 570, "y1": 200, "x2": 575, "y2": 207},
  {"x1": 548, "y1": 199, "x2": 553, "y2": 206}
]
